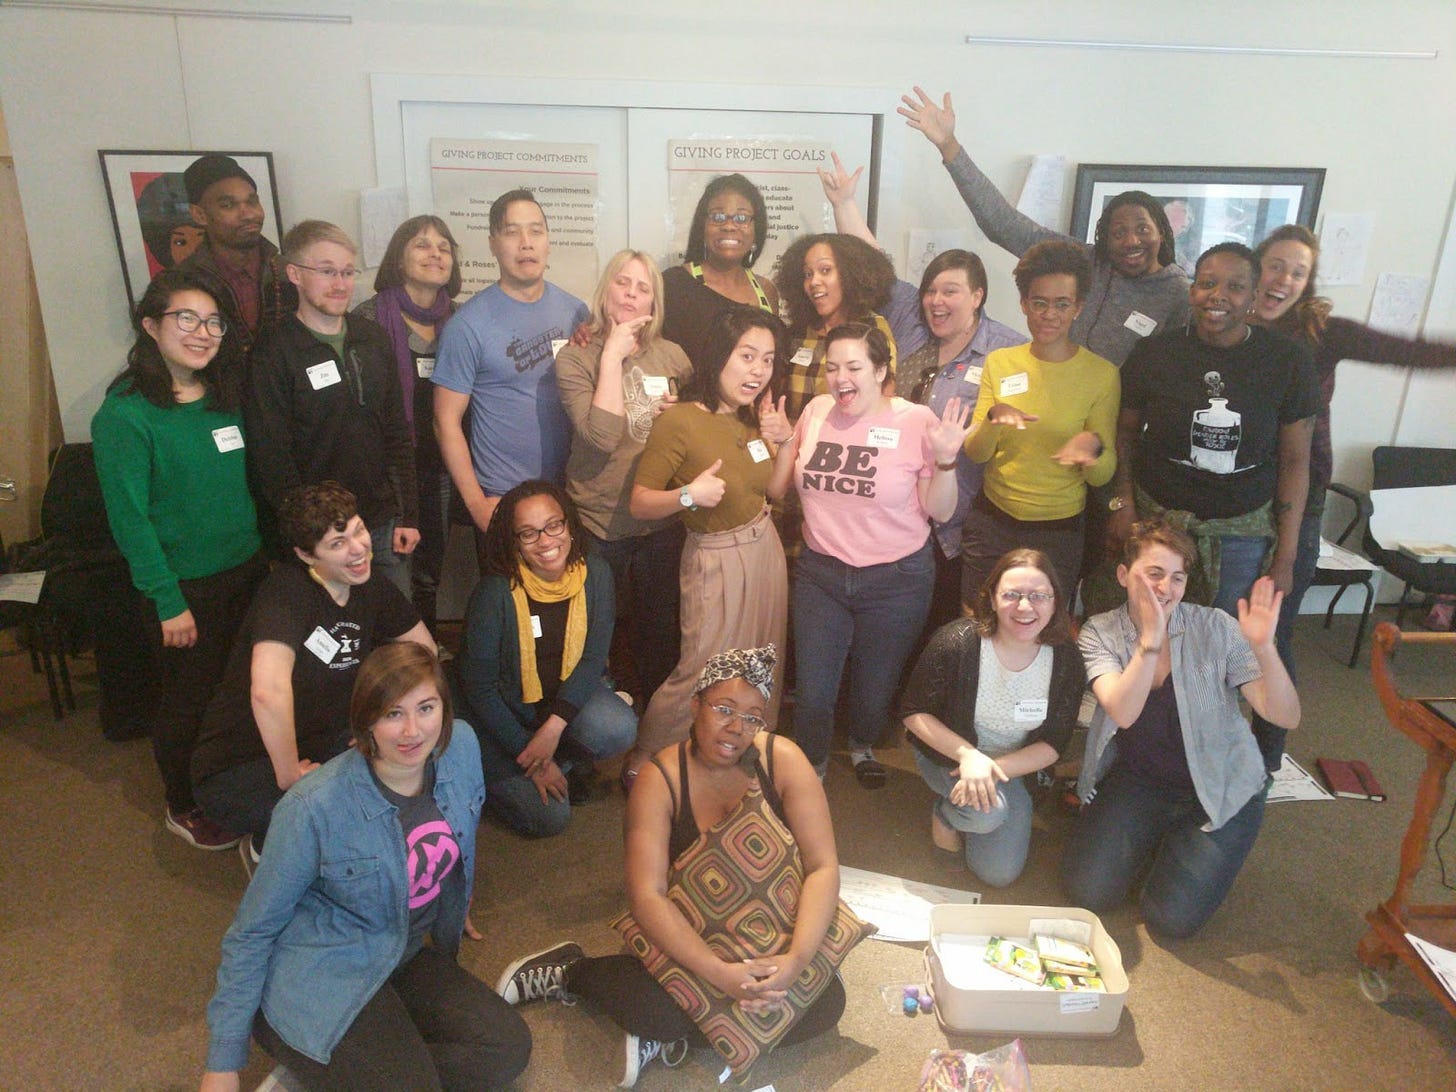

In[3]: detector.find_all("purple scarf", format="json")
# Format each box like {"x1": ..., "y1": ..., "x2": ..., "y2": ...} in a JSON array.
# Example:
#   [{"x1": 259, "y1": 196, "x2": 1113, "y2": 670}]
[{"x1": 374, "y1": 284, "x2": 454, "y2": 437}]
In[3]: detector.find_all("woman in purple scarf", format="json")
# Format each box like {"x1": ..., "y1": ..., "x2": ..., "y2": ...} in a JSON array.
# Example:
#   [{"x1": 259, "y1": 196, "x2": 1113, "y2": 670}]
[{"x1": 353, "y1": 215, "x2": 462, "y2": 636}]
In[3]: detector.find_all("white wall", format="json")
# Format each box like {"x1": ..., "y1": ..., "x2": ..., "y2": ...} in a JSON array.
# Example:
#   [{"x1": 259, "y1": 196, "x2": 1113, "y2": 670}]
[{"x1": 3, "y1": 0, "x2": 1455, "y2": 484}]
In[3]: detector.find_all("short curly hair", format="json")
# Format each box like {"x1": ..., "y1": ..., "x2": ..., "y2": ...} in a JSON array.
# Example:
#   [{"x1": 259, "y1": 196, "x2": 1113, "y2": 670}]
[
  {"x1": 1012, "y1": 240, "x2": 1093, "y2": 300},
  {"x1": 277, "y1": 481, "x2": 357, "y2": 553},
  {"x1": 774, "y1": 234, "x2": 895, "y2": 333}
]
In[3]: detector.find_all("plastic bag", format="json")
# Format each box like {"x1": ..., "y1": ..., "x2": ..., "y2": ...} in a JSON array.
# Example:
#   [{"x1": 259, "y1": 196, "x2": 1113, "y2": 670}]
[{"x1": 916, "y1": 1038, "x2": 1031, "y2": 1092}]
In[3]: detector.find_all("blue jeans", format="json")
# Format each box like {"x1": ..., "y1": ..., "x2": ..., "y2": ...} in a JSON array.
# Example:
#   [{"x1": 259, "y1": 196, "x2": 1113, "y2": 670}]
[
  {"x1": 1209, "y1": 534, "x2": 1269, "y2": 615},
  {"x1": 1250, "y1": 510, "x2": 1322, "y2": 771},
  {"x1": 484, "y1": 682, "x2": 637, "y2": 837},
  {"x1": 369, "y1": 519, "x2": 413, "y2": 600},
  {"x1": 792, "y1": 541, "x2": 934, "y2": 771},
  {"x1": 1061, "y1": 764, "x2": 1268, "y2": 939},
  {"x1": 915, "y1": 750, "x2": 1034, "y2": 888}
]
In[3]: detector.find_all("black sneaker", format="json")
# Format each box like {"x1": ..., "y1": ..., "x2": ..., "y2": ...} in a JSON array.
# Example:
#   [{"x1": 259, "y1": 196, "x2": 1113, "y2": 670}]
[{"x1": 495, "y1": 941, "x2": 583, "y2": 1005}]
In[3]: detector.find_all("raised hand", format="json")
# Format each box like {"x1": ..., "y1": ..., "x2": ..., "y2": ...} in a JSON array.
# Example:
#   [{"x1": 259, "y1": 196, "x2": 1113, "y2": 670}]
[
  {"x1": 928, "y1": 396, "x2": 972, "y2": 464},
  {"x1": 817, "y1": 151, "x2": 864, "y2": 209},
  {"x1": 1052, "y1": 430, "x2": 1103, "y2": 468},
  {"x1": 986, "y1": 403, "x2": 1039, "y2": 430},
  {"x1": 757, "y1": 392, "x2": 792, "y2": 444},
  {"x1": 1237, "y1": 576, "x2": 1283, "y2": 652},
  {"x1": 687, "y1": 458, "x2": 726, "y2": 509},
  {"x1": 1127, "y1": 570, "x2": 1167, "y2": 645},
  {"x1": 897, "y1": 86, "x2": 959, "y2": 156}
]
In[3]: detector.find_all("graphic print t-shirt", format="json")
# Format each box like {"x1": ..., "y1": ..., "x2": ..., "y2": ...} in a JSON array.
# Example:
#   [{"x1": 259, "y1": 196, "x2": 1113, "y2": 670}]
[{"x1": 374, "y1": 762, "x2": 461, "y2": 963}]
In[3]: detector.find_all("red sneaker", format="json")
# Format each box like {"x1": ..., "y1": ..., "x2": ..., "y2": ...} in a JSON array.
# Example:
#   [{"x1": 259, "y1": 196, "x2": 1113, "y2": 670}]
[{"x1": 165, "y1": 808, "x2": 243, "y2": 851}]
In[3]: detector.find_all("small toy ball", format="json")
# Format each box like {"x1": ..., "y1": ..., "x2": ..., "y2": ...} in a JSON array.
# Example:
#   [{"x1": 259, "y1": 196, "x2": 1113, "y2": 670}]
[
  {"x1": 902, "y1": 994, "x2": 919, "y2": 1016},
  {"x1": 918, "y1": 993, "x2": 934, "y2": 1013},
  {"x1": 903, "y1": 986, "x2": 919, "y2": 1000}
]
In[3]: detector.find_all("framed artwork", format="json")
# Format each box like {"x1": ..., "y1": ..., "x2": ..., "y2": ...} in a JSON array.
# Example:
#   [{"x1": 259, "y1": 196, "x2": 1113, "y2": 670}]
[
  {"x1": 98, "y1": 149, "x2": 283, "y2": 309},
  {"x1": 1069, "y1": 163, "x2": 1325, "y2": 278}
]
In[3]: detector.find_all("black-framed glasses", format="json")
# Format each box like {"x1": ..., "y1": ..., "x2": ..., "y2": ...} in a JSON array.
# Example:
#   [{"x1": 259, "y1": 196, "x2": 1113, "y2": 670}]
[
  {"x1": 163, "y1": 309, "x2": 227, "y2": 337},
  {"x1": 707, "y1": 212, "x2": 753, "y2": 225},
  {"x1": 291, "y1": 263, "x2": 360, "y2": 281},
  {"x1": 999, "y1": 589, "x2": 1055, "y2": 605},
  {"x1": 709, "y1": 703, "x2": 768, "y2": 732},
  {"x1": 514, "y1": 518, "x2": 568, "y2": 545}
]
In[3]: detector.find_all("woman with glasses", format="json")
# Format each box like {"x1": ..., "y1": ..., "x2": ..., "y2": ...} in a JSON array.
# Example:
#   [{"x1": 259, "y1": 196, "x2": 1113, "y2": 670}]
[
  {"x1": 900, "y1": 549, "x2": 1085, "y2": 886},
  {"x1": 93, "y1": 267, "x2": 267, "y2": 851},
  {"x1": 662, "y1": 174, "x2": 780, "y2": 371},
  {"x1": 766, "y1": 323, "x2": 971, "y2": 786},
  {"x1": 960, "y1": 240, "x2": 1119, "y2": 603},
  {"x1": 455, "y1": 480, "x2": 636, "y2": 837}
]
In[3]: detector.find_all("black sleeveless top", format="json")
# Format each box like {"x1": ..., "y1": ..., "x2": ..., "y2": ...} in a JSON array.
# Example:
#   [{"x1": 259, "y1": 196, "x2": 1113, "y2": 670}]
[{"x1": 652, "y1": 738, "x2": 788, "y2": 863}]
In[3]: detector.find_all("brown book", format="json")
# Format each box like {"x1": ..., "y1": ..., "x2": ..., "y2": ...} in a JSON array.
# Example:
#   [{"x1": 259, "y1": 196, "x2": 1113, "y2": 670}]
[{"x1": 1317, "y1": 757, "x2": 1386, "y2": 802}]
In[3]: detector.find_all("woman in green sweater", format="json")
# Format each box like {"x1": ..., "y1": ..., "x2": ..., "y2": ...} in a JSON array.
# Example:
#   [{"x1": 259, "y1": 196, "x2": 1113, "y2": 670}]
[{"x1": 93, "y1": 268, "x2": 266, "y2": 850}]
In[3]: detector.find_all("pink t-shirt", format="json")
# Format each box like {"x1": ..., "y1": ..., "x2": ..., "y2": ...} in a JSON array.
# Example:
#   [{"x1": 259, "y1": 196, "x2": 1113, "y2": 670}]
[{"x1": 793, "y1": 395, "x2": 937, "y2": 566}]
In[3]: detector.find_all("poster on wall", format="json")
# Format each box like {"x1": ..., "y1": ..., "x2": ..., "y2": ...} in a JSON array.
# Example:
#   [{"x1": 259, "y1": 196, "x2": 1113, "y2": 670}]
[
  {"x1": 98, "y1": 149, "x2": 283, "y2": 311},
  {"x1": 429, "y1": 138, "x2": 599, "y2": 301},
  {"x1": 666, "y1": 139, "x2": 834, "y2": 281}
]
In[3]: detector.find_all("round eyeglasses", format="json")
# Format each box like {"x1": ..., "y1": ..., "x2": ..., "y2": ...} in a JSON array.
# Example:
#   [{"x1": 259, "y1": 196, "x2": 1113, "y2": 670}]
[{"x1": 163, "y1": 309, "x2": 227, "y2": 337}]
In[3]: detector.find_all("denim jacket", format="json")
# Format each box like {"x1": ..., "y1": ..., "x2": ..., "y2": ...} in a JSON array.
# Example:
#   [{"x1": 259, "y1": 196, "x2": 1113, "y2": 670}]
[{"x1": 204, "y1": 723, "x2": 484, "y2": 1072}]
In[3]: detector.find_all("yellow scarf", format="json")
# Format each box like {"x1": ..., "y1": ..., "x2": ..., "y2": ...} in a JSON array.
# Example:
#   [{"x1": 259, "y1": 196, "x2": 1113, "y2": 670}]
[{"x1": 512, "y1": 559, "x2": 588, "y2": 704}]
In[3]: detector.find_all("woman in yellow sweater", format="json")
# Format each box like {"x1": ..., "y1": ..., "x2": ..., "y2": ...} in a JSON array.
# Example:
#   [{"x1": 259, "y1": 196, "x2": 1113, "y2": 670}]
[{"x1": 961, "y1": 241, "x2": 1119, "y2": 605}]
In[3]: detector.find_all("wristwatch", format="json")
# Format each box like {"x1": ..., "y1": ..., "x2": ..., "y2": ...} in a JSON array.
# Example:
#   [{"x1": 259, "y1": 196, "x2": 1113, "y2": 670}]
[
  {"x1": 1108, "y1": 495, "x2": 1129, "y2": 512},
  {"x1": 679, "y1": 485, "x2": 697, "y2": 511}
]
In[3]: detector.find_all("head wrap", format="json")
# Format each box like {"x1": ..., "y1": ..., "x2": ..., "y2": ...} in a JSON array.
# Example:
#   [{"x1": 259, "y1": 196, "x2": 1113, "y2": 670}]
[
  {"x1": 694, "y1": 645, "x2": 776, "y2": 702},
  {"x1": 184, "y1": 154, "x2": 257, "y2": 204}
]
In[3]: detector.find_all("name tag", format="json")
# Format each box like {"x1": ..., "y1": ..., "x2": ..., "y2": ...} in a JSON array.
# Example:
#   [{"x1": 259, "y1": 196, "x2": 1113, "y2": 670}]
[
  {"x1": 550, "y1": 339, "x2": 568, "y2": 359},
  {"x1": 642, "y1": 375, "x2": 670, "y2": 398},
  {"x1": 746, "y1": 439, "x2": 770, "y2": 463},
  {"x1": 304, "y1": 626, "x2": 341, "y2": 664},
  {"x1": 965, "y1": 365, "x2": 983, "y2": 388},
  {"x1": 791, "y1": 347, "x2": 814, "y2": 367},
  {"x1": 530, "y1": 614, "x2": 543, "y2": 639},
  {"x1": 1014, "y1": 698, "x2": 1049, "y2": 723},
  {"x1": 1124, "y1": 310, "x2": 1158, "y2": 337},
  {"x1": 867, "y1": 426, "x2": 900, "y2": 449},
  {"x1": 999, "y1": 372, "x2": 1029, "y2": 397},
  {"x1": 415, "y1": 356, "x2": 436, "y2": 379},
  {"x1": 306, "y1": 360, "x2": 342, "y2": 390},
  {"x1": 211, "y1": 425, "x2": 244, "y2": 453}
]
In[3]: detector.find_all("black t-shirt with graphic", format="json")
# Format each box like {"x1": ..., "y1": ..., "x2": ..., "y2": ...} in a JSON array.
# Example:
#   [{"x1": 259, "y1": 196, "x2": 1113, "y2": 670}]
[
  {"x1": 371, "y1": 762, "x2": 462, "y2": 964},
  {"x1": 1123, "y1": 326, "x2": 1317, "y2": 519},
  {"x1": 191, "y1": 563, "x2": 419, "y2": 783}
]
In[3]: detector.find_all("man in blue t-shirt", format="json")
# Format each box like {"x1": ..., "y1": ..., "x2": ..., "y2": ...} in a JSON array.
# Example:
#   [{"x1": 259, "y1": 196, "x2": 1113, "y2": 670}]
[{"x1": 431, "y1": 189, "x2": 589, "y2": 568}]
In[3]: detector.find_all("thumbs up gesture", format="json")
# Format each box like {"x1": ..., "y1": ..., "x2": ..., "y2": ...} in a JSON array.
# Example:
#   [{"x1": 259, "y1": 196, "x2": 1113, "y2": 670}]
[{"x1": 687, "y1": 458, "x2": 726, "y2": 509}]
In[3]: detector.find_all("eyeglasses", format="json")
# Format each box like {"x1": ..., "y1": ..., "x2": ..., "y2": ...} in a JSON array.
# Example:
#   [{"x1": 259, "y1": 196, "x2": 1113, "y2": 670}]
[
  {"x1": 163, "y1": 309, "x2": 227, "y2": 337},
  {"x1": 999, "y1": 589, "x2": 1055, "y2": 605},
  {"x1": 1026, "y1": 298, "x2": 1077, "y2": 315},
  {"x1": 514, "y1": 518, "x2": 568, "y2": 545},
  {"x1": 292, "y1": 263, "x2": 360, "y2": 281},
  {"x1": 708, "y1": 703, "x2": 768, "y2": 733},
  {"x1": 707, "y1": 212, "x2": 753, "y2": 225}
]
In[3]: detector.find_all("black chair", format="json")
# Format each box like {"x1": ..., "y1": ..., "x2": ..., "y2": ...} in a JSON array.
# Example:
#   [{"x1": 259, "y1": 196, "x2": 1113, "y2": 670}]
[
  {"x1": 1310, "y1": 482, "x2": 1377, "y2": 667},
  {"x1": 1363, "y1": 445, "x2": 1456, "y2": 628},
  {"x1": 1, "y1": 530, "x2": 76, "y2": 719}
]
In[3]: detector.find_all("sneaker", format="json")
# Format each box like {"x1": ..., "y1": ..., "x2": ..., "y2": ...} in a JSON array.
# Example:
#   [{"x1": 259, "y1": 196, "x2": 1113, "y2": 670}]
[
  {"x1": 166, "y1": 808, "x2": 243, "y2": 851},
  {"x1": 238, "y1": 833, "x2": 261, "y2": 880},
  {"x1": 496, "y1": 941, "x2": 584, "y2": 1004},
  {"x1": 619, "y1": 1034, "x2": 687, "y2": 1087}
]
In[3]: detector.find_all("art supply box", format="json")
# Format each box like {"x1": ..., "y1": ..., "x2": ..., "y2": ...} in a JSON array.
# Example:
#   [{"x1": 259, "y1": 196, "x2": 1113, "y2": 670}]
[{"x1": 924, "y1": 903, "x2": 1128, "y2": 1037}]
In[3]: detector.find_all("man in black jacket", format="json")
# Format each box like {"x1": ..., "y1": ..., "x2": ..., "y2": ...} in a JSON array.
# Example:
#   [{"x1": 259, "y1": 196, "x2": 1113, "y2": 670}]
[{"x1": 245, "y1": 220, "x2": 418, "y2": 594}]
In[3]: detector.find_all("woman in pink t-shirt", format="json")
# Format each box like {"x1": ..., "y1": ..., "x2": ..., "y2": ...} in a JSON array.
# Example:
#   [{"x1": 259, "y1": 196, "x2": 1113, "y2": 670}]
[{"x1": 768, "y1": 324, "x2": 970, "y2": 785}]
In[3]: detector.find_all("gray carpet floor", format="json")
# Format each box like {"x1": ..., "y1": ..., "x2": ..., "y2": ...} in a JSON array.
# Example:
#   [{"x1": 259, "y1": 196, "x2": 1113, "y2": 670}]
[{"x1": 1, "y1": 610, "x2": 1453, "y2": 1090}]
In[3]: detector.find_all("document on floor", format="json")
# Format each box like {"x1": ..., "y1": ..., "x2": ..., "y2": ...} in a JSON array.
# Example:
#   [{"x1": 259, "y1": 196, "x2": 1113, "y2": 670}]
[
  {"x1": 838, "y1": 865, "x2": 981, "y2": 943},
  {"x1": 0, "y1": 571, "x2": 45, "y2": 604},
  {"x1": 1265, "y1": 754, "x2": 1334, "y2": 804},
  {"x1": 1405, "y1": 933, "x2": 1456, "y2": 1003}
]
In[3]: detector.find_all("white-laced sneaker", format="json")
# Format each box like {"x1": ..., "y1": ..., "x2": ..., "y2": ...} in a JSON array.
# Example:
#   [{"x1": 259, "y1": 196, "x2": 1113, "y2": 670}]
[
  {"x1": 238, "y1": 833, "x2": 260, "y2": 880},
  {"x1": 495, "y1": 941, "x2": 583, "y2": 1004},
  {"x1": 619, "y1": 1034, "x2": 687, "y2": 1088}
]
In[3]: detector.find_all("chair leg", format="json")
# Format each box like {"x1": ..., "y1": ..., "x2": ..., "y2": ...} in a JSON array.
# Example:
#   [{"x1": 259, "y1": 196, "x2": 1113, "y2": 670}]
[
  {"x1": 53, "y1": 631, "x2": 75, "y2": 712},
  {"x1": 1394, "y1": 584, "x2": 1413, "y2": 629},
  {"x1": 1348, "y1": 582, "x2": 1375, "y2": 668},
  {"x1": 30, "y1": 621, "x2": 64, "y2": 720},
  {"x1": 1324, "y1": 584, "x2": 1348, "y2": 630}
]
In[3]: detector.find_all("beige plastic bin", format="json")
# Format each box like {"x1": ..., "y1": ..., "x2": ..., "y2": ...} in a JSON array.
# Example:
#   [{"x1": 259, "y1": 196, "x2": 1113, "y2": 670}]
[{"x1": 924, "y1": 903, "x2": 1128, "y2": 1038}]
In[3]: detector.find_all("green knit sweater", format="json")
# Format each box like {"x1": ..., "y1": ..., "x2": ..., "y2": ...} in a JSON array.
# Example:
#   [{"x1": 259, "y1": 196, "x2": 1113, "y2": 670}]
[{"x1": 91, "y1": 386, "x2": 261, "y2": 621}]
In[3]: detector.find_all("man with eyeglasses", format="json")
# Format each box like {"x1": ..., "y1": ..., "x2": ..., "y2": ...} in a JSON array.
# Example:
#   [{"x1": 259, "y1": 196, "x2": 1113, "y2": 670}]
[
  {"x1": 245, "y1": 220, "x2": 418, "y2": 595},
  {"x1": 177, "y1": 153, "x2": 296, "y2": 352},
  {"x1": 432, "y1": 189, "x2": 589, "y2": 570}
]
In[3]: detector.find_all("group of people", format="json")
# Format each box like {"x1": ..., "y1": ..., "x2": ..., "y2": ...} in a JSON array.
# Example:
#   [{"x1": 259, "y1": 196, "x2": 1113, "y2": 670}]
[{"x1": 82, "y1": 78, "x2": 1456, "y2": 1089}]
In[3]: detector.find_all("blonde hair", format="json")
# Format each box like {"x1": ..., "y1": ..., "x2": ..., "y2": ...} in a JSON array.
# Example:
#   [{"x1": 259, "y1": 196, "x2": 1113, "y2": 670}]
[{"x1": 587, "y1": 249, "x2": 664, "y2": 346}]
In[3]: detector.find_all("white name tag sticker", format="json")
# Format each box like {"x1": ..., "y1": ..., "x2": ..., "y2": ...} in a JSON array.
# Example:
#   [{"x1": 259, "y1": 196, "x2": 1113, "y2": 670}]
[
  {"x1": 211, "y1": 425, "x2": 244, "y2": 453},
  {"x1": 999, "y1": 372, "x2": 1029, "y2": 397},
  {"x1": 415, "y1": 356, "x2": 436, "y2": 379},
  {"x1": 965, "y1": 365, "x2": 983, "y2": 388},
  {"x1": 746, "y1": 439, "x2": 771, "y2": 463},
  {"x1": 791, "y1": 347, "x2": 814, "y2": 367},
  {"x1": 867, "y1": 426, "x2": 900, "y2": 449},
  {"x1": 306, "y1": 360, "x2": 342, "y2": 390},
  {"x1": 641, "y1": 375, "x2": 670, "y2": 398},
  {"x1": 304, "y1": 626, "x2": 341, "y2": 664},
  {"x1": 1124, "y1": 310, "x2": 1158, "y2": 337},
  {"x1": 550, "y1": 339, "x2": 568, "y2": 359},
  {"x1": 1014, "y1": 698, "x2": 1049, "y2": 723},
  {"x1": 1059, "y1": 993, "x2": 1101, "y2": 1014},
  {"x1": 530, "y1": 614, "x2": 543, "y2": 639}
]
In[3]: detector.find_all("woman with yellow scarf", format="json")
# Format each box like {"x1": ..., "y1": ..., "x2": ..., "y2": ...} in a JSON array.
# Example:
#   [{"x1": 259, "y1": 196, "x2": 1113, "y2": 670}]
[{"x1": 456, "y1": 480, "x2": 637, "y2": 836}]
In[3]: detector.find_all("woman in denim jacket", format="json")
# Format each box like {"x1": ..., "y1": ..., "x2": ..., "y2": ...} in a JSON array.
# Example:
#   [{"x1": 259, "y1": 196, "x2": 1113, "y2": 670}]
[{"x1": 200, "y1": 643, "x2": 528, "y2": 1091}]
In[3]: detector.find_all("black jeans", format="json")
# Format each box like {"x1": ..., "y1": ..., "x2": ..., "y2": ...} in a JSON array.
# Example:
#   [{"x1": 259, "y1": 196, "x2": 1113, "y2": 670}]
[
  {"x1": 254, "y1": 946, "x2": 531, "y2": 1091},
  {"x1": 588, "y1": 523, "x2": 685, "y2": 702}
]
